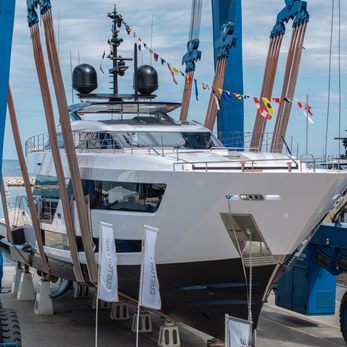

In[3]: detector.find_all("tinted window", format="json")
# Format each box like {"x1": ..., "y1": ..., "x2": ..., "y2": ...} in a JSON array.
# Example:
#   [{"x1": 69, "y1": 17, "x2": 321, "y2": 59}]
[{"x1": 84, "y1": 180, "x2": 166, "y2": 213}]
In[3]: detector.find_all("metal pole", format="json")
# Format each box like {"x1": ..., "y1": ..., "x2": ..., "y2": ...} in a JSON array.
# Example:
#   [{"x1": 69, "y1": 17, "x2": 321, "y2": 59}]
[{"x1": 136, "y1": 237, "x2": 145, "y2": 347}]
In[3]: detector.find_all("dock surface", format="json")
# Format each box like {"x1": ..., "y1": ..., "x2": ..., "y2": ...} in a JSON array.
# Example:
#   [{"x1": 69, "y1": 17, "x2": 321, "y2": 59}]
[{"x1": 0, "y1": 267, "x2": 346, "y2": 347}]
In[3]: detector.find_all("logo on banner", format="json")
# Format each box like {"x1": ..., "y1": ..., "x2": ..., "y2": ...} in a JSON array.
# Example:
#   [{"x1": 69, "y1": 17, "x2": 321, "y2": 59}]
[{"x1": 140, "y1": 225, "x2": 161, "y2": 310}]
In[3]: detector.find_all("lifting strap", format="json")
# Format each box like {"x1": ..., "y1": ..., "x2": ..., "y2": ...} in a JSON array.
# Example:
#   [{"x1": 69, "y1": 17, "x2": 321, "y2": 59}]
[
  {"x1": 8, "y1": 86, "x2": 50, "y2": 275},
  {"x1": 250, "y1": 34, "x2": 284, "y2": 151},
  {"x1": 30, "y1": 23, "x2": 85, "y2": 283},
  {"x1": 271, "y1": 22, "x2": 307, "y2": 152},
  {"x1": 41, "y1": 9, "x2": 98, "y2": 283}
]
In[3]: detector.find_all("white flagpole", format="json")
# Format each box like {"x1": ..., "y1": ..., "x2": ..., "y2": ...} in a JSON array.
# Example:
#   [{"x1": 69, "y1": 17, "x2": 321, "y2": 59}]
[
  {"x1": 136, "y1": 237, "x2": 146, "y2": 347},
  {"x1": 95, "y1": 228, "x2": 102, "y2": 347},
  {"x1": 225, "y1": 314, "x2": 229, "y2": 347}
]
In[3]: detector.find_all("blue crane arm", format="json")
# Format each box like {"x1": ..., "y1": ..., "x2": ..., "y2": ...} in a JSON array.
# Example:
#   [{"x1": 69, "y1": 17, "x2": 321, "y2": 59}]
[
  {"x1": 271, "y1": 0, "x2": 309, "y2": 38},
  {"x1": 27, "y1": 0, "x2": 51, "y2": 27},
  {"x1": 215, "y1": 22, "x2": 237, "y2": 60},
  {"x1": 0, "y1": 0, "x2": 16, "y2": 178},
  {"x1": 182, "y1": 39, "x2": 202, "y2": 73}
]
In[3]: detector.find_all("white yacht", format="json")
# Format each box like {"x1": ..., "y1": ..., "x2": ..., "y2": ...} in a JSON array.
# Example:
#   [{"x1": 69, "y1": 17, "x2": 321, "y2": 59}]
[
  {"x1": 10, "y1": 99, "x2": 346, "y2": 338},
  {"x1": 6, "y1": 9, "x2": 347, "y2": 339}
]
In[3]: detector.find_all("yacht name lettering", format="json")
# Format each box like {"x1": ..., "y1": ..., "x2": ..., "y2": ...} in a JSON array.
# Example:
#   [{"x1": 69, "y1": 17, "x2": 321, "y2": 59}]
[
  {"x1": 150, "y1": 258, "x2": 156, "y2": 296},
  {"x1": 105, "y1": 239, "x2": 114, "y2": 289}
]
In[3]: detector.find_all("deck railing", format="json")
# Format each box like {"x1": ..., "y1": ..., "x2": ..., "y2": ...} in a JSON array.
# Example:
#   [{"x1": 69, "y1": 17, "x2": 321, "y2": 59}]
[
  {"x1": 24, "y1": 131, "x2": 345, "y2": 172},
  {"x1": 25, "y1": 131, "x2": 298, "y2": 155}
]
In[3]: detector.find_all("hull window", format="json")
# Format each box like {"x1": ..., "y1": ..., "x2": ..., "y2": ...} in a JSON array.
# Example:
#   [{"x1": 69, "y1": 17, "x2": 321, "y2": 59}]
[
  {"x1": 76, "y1": 237, "x2": 142, "y2": 253},
  {"x1": 83, "y1": 180, "x2": 166, "y2": 213}
]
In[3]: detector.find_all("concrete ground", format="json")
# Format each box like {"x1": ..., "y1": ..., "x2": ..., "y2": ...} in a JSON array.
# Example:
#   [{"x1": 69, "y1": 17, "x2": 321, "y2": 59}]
[{"x1": 1, "y1": 267, "x2": 346, "y2": 347}]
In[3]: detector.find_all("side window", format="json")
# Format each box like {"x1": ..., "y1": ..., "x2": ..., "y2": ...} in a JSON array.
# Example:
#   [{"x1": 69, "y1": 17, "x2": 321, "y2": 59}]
[{"x1": 84, "y1": 180, "x2": 166, "y2": 213}]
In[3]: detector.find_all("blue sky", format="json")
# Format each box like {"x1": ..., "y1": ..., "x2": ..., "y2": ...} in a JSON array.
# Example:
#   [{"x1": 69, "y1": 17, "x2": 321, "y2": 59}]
[{"x1": 4, "y1": 0, "x2": 346, "y2": 159}]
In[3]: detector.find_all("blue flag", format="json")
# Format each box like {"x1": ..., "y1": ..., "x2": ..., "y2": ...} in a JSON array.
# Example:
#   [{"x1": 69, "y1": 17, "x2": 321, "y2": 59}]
[{"x1": 194, "y1": 79, "x2": 199, "y2": 101}]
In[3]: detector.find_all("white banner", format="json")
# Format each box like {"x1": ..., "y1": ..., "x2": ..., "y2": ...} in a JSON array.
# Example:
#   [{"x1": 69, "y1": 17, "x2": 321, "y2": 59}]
[
  {"x1": 140, "y1": 225, "x2": 161, "y2": 310},
  {"x1": 99, "y1": 222, "x2": 119, "y2": 302},
  {"x1": 226, "y1": 315, "x2": 252, "y2": 347}
]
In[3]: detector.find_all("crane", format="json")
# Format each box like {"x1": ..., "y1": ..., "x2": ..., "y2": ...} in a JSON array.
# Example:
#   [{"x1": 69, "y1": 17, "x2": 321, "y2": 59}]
[
  {"x1": 211, "y1": 0, "x2": 244, "y2": 147},
  {"x1": 204, "y1": 22, "x2": 237, "y2": 131},
  {"x1": 250, "y1": 0, "x2": 309, "y2": 152},
  {"x1": 180, "y1": 0, "x2": 203, "y2": 122},
  {"x1": 0, "y1": 0, "x2": 16, "y2": 176}
]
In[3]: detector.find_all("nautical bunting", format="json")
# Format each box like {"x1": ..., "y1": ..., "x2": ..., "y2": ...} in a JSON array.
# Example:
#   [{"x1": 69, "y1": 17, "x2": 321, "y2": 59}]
[
  {"x1": 294, "y1": 98, "x2": 314, "y2": 124},
  {"x1": 119, "y1": 17, "x2": 314, "y2": 124},
  {"x1": 167, "y1": 63, "x2": 178, "y2": 85},
  {"x1": 233, "y1": 93, "x2": 243, "y2": 100},
  {"x1": 254, "y1": 97, "x2": 272, "y2": 120},
  {"x1": 194, "y1": 79, "x2": 199, "y2": 101},
  {"x1": 262, "y1": 98, "x2": 275, "y2": 116},
  {"x1": 272, "y1": 97, "x2": 282, "y2": 104}
]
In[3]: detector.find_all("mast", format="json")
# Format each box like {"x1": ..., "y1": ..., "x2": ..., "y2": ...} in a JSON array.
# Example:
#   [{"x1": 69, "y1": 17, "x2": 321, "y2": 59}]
[{"x1": 107, "y1": 5, "x2": 125, "y2": 95}]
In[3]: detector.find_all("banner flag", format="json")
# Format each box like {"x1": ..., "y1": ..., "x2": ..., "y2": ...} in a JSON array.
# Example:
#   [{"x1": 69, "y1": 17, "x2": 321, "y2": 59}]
[
  {"x1": 153, "y1": 53, "x2": 159, "y2": 62},
  {"x1": 140, "y1": 225, "x2": 161, "y2": 310},
  {"x1": 262, "y1": 97, "x2": 275, "y2": 116},
  {"x1": 294, "y1": 98, "x2": 314, "y2": 124},
  {"x1": 233, "y1": 93, "x2": 243, "y2": 100},
  {"x1": 194, "y1": 79, "x2": 199, "y2": 101},
  {"x1": 167, "y1": 64, "x2": 178, "y2": 85},
  {"x1": 272, "y1": 97, "x2": 282, "y2": 104},
  {"x1": 254, "y1": 97, "x2": 272, "y2": 120},
  {"x1": 99, "y1": 222, "x2": 119, "y2": 303},
  {"x1": 225, "y1": 315, "x2": 252, "y2": 347}
]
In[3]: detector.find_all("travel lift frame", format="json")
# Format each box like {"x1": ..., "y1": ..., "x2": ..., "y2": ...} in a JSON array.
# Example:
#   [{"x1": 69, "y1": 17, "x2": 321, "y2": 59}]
[
  {"x1": 0, "y1": 0, "x2": 16, "y2": 245},
  {"x1": 180, "y1": 0, "x2": 202, "y2": 123},
  {"x1": 250, "y1": 0, "x2": 309, "y2": 153}
]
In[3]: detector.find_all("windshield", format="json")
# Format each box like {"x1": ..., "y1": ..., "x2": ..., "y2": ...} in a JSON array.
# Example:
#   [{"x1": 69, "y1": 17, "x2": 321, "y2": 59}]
[{"x1": 79, "y1": 131, "x2": 222, "y2": 150}]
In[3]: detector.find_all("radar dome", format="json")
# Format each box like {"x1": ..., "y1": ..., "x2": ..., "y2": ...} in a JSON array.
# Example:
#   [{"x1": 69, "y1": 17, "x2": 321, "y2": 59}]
[
  {"x1": 137, "y1": 65, "x2": 158, "y2": 95},
  {"x1": 72, "y1": 64, "x2": 98, "y2": 94}
]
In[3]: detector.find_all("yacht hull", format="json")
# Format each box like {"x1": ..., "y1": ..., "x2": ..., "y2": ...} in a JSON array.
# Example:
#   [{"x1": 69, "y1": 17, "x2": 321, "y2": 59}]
[
  {"x1": 8, "y1": 246, "x2": 274, "y2": 339},
  {"x1": 118, "y1": 259, "x2": 276, "y2": 339}
]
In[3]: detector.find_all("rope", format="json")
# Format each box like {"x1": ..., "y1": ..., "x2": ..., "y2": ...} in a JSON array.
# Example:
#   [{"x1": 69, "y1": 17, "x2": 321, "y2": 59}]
[
  {"x1": 227, "y1": 201, "x2": 250, "y2": 313},
  {"x1": 324, "y1": 0, "x2": 335, "y2": 158}
]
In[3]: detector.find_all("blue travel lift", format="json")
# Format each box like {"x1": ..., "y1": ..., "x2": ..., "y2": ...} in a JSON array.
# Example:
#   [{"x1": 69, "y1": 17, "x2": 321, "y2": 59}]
[
  {"x1": 275, "y1": 223, "x2": 347, "y2": 343},
  {"x1": 0, "y1": 0, "x2": 15, "y2": 289},
  {"x1": 0, "y1": 1, "x2": 22, "y2": 346}
]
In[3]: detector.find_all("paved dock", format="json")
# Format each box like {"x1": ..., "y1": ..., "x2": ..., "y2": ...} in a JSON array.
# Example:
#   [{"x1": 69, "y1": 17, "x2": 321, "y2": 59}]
[{"x1": 0, "y1": 267, "x2": 346, "y2": 347}]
